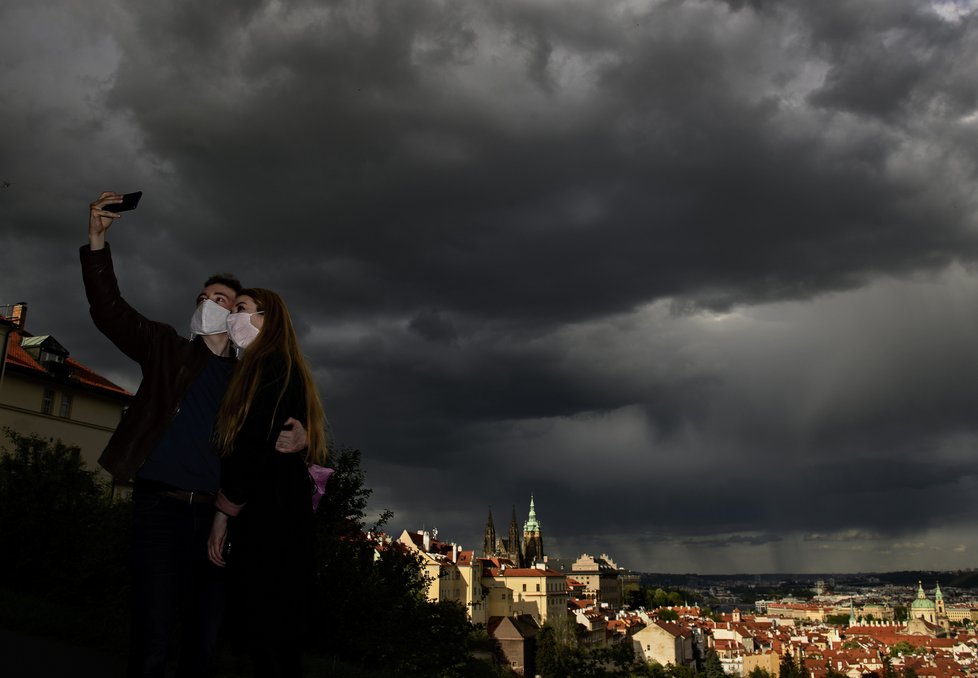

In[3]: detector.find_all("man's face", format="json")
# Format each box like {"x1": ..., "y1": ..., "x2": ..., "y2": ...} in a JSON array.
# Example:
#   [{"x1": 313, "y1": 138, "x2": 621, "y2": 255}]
[{"x1": 196, "y1": 284, "x2": 236, "y2": 311}]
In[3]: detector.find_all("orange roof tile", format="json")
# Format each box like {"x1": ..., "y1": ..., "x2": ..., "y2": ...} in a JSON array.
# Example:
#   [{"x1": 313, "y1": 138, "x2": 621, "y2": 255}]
[
  {"x1": 4, "y1": 331, "x2": 131, "y2": 398},
  {"x1": 491, "y1": 567, "x2": 564, "y2": 577}
]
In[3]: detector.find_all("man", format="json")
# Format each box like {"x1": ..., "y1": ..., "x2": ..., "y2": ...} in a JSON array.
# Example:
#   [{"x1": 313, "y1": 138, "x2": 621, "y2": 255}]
[{"x1": 81, "y1": 191, "x2": 307, "y2": 677}]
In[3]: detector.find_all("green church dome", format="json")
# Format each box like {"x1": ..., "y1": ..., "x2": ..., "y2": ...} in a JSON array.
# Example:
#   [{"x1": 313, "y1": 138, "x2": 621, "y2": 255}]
[{"x1": 910, "y1": 582, "x2": 935, "y2": 610}]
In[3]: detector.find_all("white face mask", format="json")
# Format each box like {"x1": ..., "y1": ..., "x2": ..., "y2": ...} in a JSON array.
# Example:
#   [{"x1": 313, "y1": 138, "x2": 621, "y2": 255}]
[
  {"x1": 190, "y1": 299, "x2": 230, "y2": 337},
  {"x1": 227, "y1": 312, "x2": 262, "y2": 352}
]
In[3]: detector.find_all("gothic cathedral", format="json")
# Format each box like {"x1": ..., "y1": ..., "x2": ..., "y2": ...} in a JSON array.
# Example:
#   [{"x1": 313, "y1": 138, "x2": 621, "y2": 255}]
[{"x1": 483, "y1": 495, "x2": 545, "y2": 568}]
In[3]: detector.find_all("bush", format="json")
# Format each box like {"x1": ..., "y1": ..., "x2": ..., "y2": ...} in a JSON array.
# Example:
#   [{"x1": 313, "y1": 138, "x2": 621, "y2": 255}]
[
  {"x1": 0, "y1": 428, "x2": 130, "y2": 607},
  {"x1": 0, "y1": 434, "x2": 488, "y2": 675}
]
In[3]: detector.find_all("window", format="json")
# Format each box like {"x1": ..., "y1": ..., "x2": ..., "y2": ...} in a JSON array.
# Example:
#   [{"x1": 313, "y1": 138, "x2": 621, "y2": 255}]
[
  {"x1": 59, "y1": 393, "x2": 72, "y2": 418},
  {"x1": 536, "y1": 584, "x2": 541, "y2": 592},
  {"x1": 522, "y1": 584, "x2": 527, "y2": 592},
  {"x1": 41, "y1": 389, "x2": 54, "y2": 415}
]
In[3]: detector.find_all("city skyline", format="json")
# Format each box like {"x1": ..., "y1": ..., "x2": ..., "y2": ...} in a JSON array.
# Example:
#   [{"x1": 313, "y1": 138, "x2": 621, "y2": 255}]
[{"x1": 3, "y1": 0, "x2": 978, "y2": 574}]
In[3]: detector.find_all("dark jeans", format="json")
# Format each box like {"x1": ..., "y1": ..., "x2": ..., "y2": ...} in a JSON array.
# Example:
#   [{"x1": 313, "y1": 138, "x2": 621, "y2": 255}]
[{"x1": 128, "y1": 489, "x2": 226, "y2": 678}]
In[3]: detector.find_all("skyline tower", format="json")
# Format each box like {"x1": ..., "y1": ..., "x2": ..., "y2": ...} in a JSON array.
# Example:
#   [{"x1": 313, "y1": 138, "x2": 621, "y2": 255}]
[
  {"x1": 523, "y1": 494, "x2": 544, "y2": 565},
  {"x1": 482, "y1": 506, "x2": 497, "y2": 558},
  {"x1": 481, "y1": 495, "x2": 545, "y2": 567}
]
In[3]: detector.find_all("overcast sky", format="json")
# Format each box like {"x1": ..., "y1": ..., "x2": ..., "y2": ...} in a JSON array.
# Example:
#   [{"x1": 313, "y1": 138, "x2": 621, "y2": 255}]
[{"x1": 4, "y1": 0, "x2": 978, "y2": 574}]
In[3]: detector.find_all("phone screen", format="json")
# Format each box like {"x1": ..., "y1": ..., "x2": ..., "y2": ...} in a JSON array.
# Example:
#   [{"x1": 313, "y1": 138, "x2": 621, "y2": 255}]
[{"x1": 104, "y1": 191, "x2": 143, "y2": 213}]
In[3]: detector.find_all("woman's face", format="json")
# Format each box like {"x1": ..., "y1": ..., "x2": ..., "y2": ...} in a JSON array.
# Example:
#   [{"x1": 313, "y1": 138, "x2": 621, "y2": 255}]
[{"x1": 232, "y1": 295, "x2": 264, "y2": 331}]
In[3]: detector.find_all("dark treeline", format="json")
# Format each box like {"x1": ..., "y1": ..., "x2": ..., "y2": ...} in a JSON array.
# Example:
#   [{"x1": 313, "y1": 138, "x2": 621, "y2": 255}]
[{"x1": 0, "y1": 428, "x2": 511, "y2": 677}]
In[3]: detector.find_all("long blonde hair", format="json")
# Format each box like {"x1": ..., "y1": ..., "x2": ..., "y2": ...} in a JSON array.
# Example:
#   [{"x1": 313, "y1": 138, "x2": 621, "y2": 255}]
[{"x1": 215, "y1": 288, "x2": 328, "y2": 465}]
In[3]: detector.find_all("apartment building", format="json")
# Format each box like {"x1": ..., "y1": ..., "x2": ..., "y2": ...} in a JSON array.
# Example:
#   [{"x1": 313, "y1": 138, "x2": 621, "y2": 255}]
[{"x1": 0, "y1": 304, "x2": 130, "y2": 479}]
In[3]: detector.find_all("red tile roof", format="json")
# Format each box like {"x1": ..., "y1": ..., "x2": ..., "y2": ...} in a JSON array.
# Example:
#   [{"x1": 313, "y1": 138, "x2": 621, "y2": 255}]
[
  {"x1": 494, "y1": 567, "x2": 565, "y2": 577},
  {"x1": 4, "y1": 330, "x2": 131, "y2": 398}
]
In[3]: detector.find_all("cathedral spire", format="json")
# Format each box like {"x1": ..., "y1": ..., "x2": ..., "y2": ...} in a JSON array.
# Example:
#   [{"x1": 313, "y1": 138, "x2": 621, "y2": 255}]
[
  {"x1": 483, "y1": 506, "x2": 497, "y2": 557},
  {"x1": 524, "y1": 493, "x2": 541, "y2": 532},
  {"x1": 522, "y1": 494, "x2": 544, "y2": 566}
]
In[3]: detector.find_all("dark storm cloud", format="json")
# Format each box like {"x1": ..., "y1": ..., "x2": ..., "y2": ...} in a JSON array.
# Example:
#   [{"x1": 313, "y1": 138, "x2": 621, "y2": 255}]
[{"x1": 4, "y1": 0, "x2": 978, "y2": 571}]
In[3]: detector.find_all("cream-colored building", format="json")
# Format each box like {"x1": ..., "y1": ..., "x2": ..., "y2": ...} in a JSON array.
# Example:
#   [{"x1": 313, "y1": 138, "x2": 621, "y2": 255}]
[
  {"x1": 946, "y1": 605, "x2": 978, "y2": 623},
  {"x1": 399, "y1": 528, "x2": 569, "y2": 626},
  {"x1": 486, "y1": 566, "x2": 568, "y2": 625},
  {"x1": 742, "y1": 651, "x2": 781, "y2": 677},
  {"x1": 397, "y1": 530, "x2": 484, "y2": 615},
  {"x1": 571, "y1": 553, "x2": 624, "y2": 608},
  {"x1": 828, "y1": 602, "x2": 894, "y2": 622},
  {"x1": 632, "y1": 619, "x2": 695, "y2": 668},
  {"x1": 0, "y1": 310, "x2": 130, "y2": 480},
  {"x1": 764, "y1": 603, "x2": 829, "y2": 622}
]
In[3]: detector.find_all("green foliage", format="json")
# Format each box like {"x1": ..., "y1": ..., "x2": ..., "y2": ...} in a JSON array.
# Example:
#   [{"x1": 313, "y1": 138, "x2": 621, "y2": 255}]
[
  {"x1": 310, "y1": 447, "x2": 485, "y2": 677},
  {"x1": 889, "y1": 641, "x2": 918, "y2": 657},
  {"x1": 881, "y1": 654, "x2": 898, "y2": 678},
  {"x1": 779, "y1": 653, "x2": 803, "y2": 678},
  {"x1": 0, "y1": 428, "x2": 130, "y2": 607},
  {"x1": 536, "y1": 614, "x2": 579, "y2": 678},
  {"x1": 664, "y1": 663, "x2": 696, "y2": 678},
  {"x1": 747, "y1": 667, "x2": 775, "y2": 678},
  {"x1": 825, "y1": 665, "x2": 848, "y2": 678},
  {"x1": 825, "y1": 614, "x2": 851, "y2": 626},
  {"x1": 627, "y1": 585, "x2": 695, "y2": 612},
  {"x1": 0, "y1": 433, "x2": 490, "y2": 676},
  {"x1": 658, "y1": 609, "x2": 680, "y2": 622},
  {"x1": 536, "y1": 615, "x2": 648, "y2": 678},
  {"x1": 634, "y1": 662, "x2": 704, "y2": 678},
  {"x1": 703, "y1": 650, "x2": 724, "y2": 678}
]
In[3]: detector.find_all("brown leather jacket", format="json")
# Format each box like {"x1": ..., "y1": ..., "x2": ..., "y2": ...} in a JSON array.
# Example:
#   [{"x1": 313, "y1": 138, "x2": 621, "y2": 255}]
[{"x1": 81, "y1": 243, "x2": 215, "y2": 482}]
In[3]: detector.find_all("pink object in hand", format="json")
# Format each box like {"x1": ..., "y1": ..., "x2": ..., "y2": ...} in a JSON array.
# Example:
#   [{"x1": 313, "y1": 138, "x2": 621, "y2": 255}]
[{"x1": 309, "y1": 465, "x2": 334, "y2": 511}]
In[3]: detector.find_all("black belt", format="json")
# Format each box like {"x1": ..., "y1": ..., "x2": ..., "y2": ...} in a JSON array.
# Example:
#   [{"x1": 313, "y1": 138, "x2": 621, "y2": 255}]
[{"x1": 135, "y1": 478, "x2": 216, "y2": 505}]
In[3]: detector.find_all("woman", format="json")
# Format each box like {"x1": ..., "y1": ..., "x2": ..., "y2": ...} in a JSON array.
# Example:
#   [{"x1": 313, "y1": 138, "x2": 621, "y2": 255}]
[{"x1": 207, "y1": 288, "x2": 327, "y2": 676}]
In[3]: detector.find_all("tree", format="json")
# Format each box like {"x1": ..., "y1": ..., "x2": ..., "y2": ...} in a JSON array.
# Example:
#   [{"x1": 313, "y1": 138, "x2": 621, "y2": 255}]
[
  {"x1": 881, "y1": 654, "x2": 898, "y2": 678},
  {"x1": 748, "y1": 667, "x2": 774, "y2": 678},
  {"x1": 536, "y1": 613, "x2": 580, "y2": 678},
  {"x1": 658, "y1": 608, "x2": 680, "y2": 622},
  {"x1": 703, "y1": 650, "x2": 724, "y2": 678},
  {"x1": 309, "y1": 447, "x2": 482, "y2": 676},
  {"x1": 826, "y1": 664, "x2": 848, "y2": 678},
  {"x1": 889, "y1": 642, "x2": 917, "y2": 657},
  {"x1": 0, "y1": 428, "x2": 129, "y2": 606},
  {"x1": 667, "y1": 662, "x2": 696, "y2": 678},
  {"x1": 779, "y1": 653, "x2": 802, "y2": 678}
]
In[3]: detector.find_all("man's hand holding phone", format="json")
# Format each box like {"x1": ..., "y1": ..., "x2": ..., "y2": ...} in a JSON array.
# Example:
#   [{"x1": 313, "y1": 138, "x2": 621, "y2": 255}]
[{"x1": 88, "y1": 191, "x2": 141, "y2": 251}]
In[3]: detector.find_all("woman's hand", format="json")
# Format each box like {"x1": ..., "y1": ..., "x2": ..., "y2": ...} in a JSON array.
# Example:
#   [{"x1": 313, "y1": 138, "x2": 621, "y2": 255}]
[
  {"x1": 275, "y1": 417, "x2": 308, "y2": 454},
  {"x1": 208, "y1": 510, "x2": 230, "y2": 568}
]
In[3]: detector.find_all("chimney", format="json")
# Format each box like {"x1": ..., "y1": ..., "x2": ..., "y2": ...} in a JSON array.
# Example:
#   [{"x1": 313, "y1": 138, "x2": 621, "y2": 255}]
[
  {"x1": 1, "y1": 303, "x2": 27, "y2": 329},
  {"x1": 422, "y1": 530, "x2": 431, "y2": 552}
]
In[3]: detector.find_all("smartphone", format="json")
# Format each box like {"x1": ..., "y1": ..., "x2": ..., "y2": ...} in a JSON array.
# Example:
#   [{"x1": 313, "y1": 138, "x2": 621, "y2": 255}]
[{"x1": 104, "y1": 191, "x2": 142, "y2": 213}]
